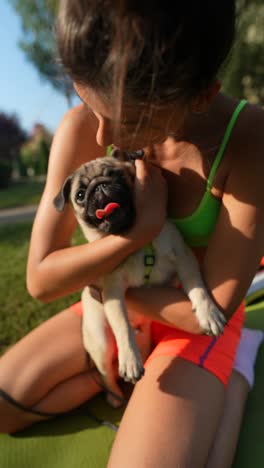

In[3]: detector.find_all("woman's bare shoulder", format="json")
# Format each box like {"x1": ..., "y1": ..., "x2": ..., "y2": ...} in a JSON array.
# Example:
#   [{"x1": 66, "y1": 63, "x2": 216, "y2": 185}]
[
  {"x1": 222, "y1": 100, "x2": 264, "y2": 196},
  {"x1": 232, "y1": 101, "x2": 264, "y2": 165},
  {"x1": 27, "y1": 105, "x2": 106, "y2": 270},
  {"x1": 35, "y1": 103, "x2": 106, "y2": 237},
  {"x1": 50, "y1": 103, "x2": 105, "y2": 169},
  {"x1": 202, "y1": 101, "x2": 264, "y2": 317},
  {"x1": 43, "y1": 103, "x2": 105, "y2": 197},
  {"x1": 60, "y1": 103, "x2": 95, "y2": 133},
  {"x1": 223, "y1": 101, "x2": 264, "y2": 209}
]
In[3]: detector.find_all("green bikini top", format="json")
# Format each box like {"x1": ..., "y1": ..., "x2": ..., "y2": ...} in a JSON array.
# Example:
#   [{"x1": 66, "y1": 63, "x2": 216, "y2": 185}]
[
  {"x1": 168, "y1": 99, "x2": 247, "y2": 248},
  {"x1": 107, "y1": 99, "x2": 247, "y2": 281}
]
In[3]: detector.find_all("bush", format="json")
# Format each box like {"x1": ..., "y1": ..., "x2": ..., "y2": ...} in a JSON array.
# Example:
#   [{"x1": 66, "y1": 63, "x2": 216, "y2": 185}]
[
  {"x1": 0, "y1": 112, "x2": 26, "y2": 187},
  {"x1": 0, "y1": 160, "x2": 12, "y2": 189},
  {"x1": 19, "y1": 124, "x2": 52, "y2": 177}
]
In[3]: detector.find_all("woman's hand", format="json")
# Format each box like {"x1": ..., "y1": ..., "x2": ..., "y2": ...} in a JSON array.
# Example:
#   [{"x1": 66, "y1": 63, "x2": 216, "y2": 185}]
[{"x1": 131, "y1": 159, "x2": 168, "y2": 244}]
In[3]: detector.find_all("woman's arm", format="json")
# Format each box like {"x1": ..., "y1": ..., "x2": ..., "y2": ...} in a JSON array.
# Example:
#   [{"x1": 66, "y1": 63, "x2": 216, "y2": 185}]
[
  {"x1": 126, "y1": 104, "x2": 264, "y2": 334},
  {"x1": 202, "y1": 105, "x2": 264, "y2": 317},
  {"x1": 27, "y1": 105, "x2": 167, "y2": 302}
]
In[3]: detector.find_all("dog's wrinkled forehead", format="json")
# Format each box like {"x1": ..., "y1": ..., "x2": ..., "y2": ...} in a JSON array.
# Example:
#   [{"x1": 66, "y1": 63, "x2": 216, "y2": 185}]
[{"x1": 73, "y1": 156, "x2": 135, "y2": 189}]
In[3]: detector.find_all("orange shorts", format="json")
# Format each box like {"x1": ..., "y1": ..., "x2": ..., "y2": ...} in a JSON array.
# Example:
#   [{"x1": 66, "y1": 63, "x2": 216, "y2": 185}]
[{"x1": 70, "y1": 301, "x2": 245, "y2": 386}]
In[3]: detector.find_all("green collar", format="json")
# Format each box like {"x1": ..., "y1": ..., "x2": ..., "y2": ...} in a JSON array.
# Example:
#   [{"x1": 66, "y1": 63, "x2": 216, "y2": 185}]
[{"x1": 143, "y1": 243, "x2": 155, "y2": 284}]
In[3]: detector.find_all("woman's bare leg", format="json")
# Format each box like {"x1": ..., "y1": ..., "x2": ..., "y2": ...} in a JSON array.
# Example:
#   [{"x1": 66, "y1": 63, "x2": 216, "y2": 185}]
[
  {"x1": 111, "y1": 328, "x2": 262, "y2": 468},
  {"x1": 207, "y1": 328, "x2": 264, "y2": 467},
  {"x1": 0, "y1": 308, "x2": 102, "y2": 433},
  {"x1": 108, "y1": 356, "x2": 226, "y2": 468},
  {"x1": 206, "y1": 370, "x2": 250, "y2": 468}
]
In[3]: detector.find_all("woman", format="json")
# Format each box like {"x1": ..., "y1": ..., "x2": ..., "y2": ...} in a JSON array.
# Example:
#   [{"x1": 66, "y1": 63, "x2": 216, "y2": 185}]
[{"x1": 0, "y1": 1, "x2": 264, "y2": 466}]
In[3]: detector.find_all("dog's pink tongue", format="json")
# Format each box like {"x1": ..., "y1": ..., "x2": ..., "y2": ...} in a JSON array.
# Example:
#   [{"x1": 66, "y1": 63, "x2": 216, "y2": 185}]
[{"x1": 96, "y1": 202, "x2": 120, "y2": 219}]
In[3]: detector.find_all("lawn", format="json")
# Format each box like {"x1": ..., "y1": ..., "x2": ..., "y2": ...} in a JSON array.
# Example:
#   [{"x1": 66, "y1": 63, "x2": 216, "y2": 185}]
[
  {"x1": 0, "y1": 221, "x2": 84, "y2": 355},
  {"x1": 0, "y1": 179, "x2": 45, "y2": 210}
]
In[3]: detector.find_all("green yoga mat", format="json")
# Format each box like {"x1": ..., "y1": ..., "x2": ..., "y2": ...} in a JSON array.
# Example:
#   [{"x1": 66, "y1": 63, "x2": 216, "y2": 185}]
[{"x1": 0, "y1": 302, "x2": 264, "y2": 468}]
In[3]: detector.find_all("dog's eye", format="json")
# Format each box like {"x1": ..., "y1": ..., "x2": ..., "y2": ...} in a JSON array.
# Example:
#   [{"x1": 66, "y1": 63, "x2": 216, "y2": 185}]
[{"x1": 75, "y1": 189, "x2": 86, "y2": 204}]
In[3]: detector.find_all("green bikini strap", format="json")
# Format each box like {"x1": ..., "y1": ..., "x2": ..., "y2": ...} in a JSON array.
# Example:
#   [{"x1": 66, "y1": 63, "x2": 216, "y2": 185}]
[{"x1": 206, "y1": 99, "x2": 247, "y2": 191}]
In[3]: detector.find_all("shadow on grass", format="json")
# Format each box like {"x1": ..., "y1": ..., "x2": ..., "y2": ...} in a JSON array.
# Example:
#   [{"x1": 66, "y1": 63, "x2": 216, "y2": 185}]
[{"x1": 0, "y1": 179, "x2": 45, "y2": 210}]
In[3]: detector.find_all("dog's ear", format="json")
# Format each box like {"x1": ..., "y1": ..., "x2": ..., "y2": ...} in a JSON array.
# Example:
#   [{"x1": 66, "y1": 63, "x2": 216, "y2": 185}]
[
  {"x1": 53, "y1": 176, "x2": 73, "y2": 212},
  {"x1": 111, "y1": 148, "x2": 144, "y2": 163}
]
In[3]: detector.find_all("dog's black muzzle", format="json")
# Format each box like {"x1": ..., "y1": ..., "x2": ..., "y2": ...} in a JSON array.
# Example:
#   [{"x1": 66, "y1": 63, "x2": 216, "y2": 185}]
[{"x1": 84, "y1": 177, "x2": 135, "y2": 234}]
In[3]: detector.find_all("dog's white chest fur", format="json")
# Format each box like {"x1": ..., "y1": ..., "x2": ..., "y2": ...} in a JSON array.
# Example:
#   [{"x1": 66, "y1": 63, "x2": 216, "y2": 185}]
[{"x1": 119, "y1": 222, "x2": 181, "y2": 287}]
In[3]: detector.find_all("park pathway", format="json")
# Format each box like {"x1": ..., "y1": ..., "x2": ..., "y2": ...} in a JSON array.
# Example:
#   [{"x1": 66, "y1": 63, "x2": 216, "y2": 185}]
[{"x1": 0, "y1": 205, "x2": 38, "y2": 225}]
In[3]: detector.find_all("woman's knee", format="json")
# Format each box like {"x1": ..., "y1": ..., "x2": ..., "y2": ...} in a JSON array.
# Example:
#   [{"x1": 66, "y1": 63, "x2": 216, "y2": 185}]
[
  {"x1": 108, "y1": 356, "x2": 225, "y2": 468},
  {"x1": 0, "y1": 308, "x2": 86, "y2": 434},
  {"x1": 0, "y1": 308, "x2": 86, "y2": 403},
  {"x1": 0, "y1": 345, "x2": 47, "y2": 409}
]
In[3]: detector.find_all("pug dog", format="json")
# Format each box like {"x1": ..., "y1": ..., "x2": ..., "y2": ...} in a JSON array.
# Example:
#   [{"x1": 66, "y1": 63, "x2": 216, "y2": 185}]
[{"x1": 53, "y1": 149, "x2": 226, "y2": 401}]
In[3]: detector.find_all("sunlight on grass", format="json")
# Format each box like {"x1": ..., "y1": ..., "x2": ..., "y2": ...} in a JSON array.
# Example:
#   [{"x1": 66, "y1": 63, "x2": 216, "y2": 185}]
[{"x1": 0, "y1": 179, "x2": 45, "y2": 210}]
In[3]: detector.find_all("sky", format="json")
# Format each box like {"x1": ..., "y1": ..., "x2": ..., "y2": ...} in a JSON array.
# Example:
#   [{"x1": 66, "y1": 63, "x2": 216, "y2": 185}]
[{"x1": 0, "y1": 1, "x2": 79, "y2": 135}]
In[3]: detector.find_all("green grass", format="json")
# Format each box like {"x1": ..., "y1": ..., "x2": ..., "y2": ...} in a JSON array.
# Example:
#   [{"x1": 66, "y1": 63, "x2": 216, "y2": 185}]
[
  {"x1": 0, "y1": 221, "x2": 84, "y2": 355},
  {"x1": 0, "y1": 179, "x2": 45, "y2": 210}
]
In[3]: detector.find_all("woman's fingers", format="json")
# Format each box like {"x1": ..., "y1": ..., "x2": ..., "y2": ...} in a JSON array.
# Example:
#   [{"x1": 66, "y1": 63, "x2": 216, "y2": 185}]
[
  {"x1": 134, "y1": 159, "x2": 150, "y2": 182},
  {"x1": 132, "y1": 159, "x2": 168, "y2": 242}
]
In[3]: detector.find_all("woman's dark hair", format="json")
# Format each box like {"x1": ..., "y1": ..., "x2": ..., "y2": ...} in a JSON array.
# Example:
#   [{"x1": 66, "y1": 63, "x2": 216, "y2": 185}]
[{"x1": 57, "y1": 0, "x2": 235, "y2": 115}]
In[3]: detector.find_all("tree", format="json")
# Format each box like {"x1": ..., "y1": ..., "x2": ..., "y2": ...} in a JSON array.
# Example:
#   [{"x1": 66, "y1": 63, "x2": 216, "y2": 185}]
[
  {"x1": 20, "y1": 123, "x2": 53, "y2": 176},
  {"x1": 0, "y1": 113, "x2": 27, "y2": 188},
  {"x1": 9, "y1": 0, "x2": 74, "y2": 107},
  {"x1": 10, "y1": 0, "x2": 264, "y2": 105},
  {"x1": 222, "y1": 0, "x2": 264, "y2": 103}
]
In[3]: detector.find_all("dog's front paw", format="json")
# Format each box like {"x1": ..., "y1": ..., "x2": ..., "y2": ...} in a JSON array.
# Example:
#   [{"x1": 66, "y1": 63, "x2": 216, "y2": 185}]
[
  {"x1": 118, "y1": 349, "x2": 145, "y2": 384},
  {"x1": 193, "y1": 297, "x2": 226, "y2": 336}
]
